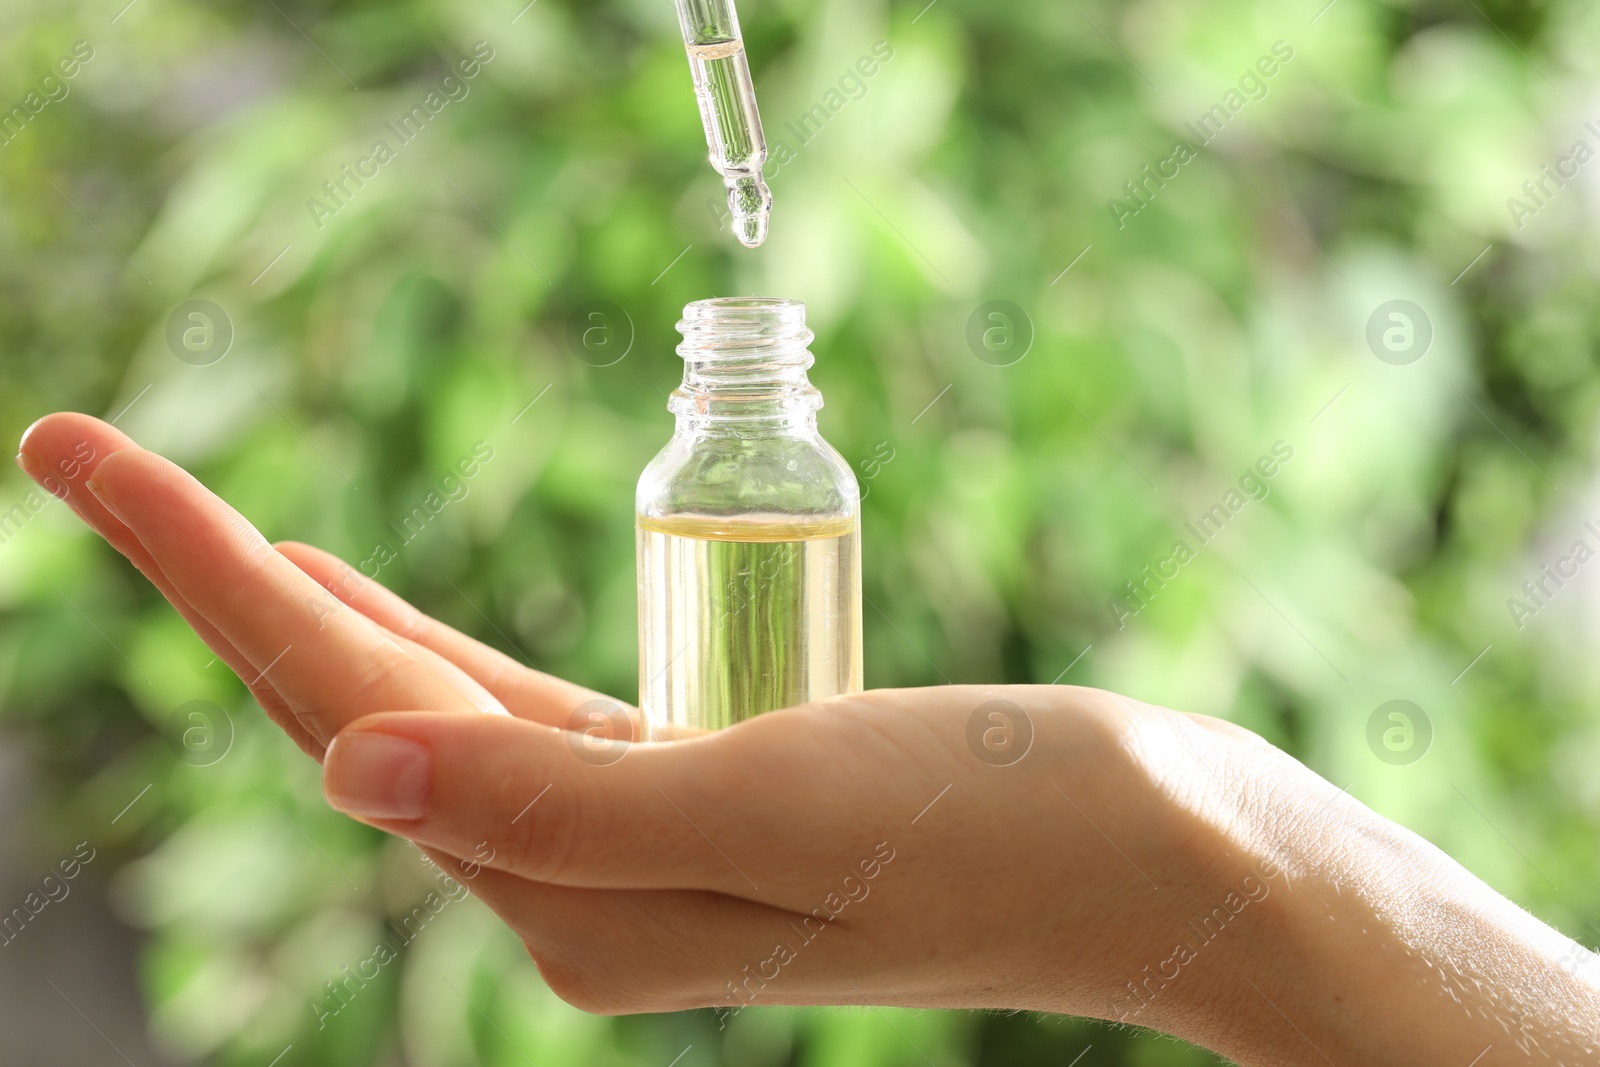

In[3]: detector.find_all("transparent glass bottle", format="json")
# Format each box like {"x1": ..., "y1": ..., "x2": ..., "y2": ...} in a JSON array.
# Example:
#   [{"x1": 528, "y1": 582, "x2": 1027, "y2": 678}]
[{"x1": 637, "y1": 297, "x2": 862, "y2": 738}]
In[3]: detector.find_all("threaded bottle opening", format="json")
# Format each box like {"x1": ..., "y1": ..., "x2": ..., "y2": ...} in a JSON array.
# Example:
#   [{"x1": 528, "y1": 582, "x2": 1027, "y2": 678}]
[
  {"x1": 676, "y1": 297, "x2": 814, "y2": 362},
  {"x1": 671, "y1": 296, "x2": 820, "y2": 424}
]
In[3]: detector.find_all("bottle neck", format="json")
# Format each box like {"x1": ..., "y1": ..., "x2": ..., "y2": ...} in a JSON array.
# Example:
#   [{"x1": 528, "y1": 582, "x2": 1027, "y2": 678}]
[{"x1": 670, "y1": 297, "x2": 821, "y2": 436}]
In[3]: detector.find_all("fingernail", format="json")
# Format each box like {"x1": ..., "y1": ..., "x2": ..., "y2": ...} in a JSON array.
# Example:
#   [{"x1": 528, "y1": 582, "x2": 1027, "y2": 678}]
[
  {"x1": 83, "y1": 476, "x2": 126, "y2": 521},
  {"x1": 16, "y1": 452, "x2": 71, "y2": 501},
  {"x1": 324, "y1": 731, "x2": 431, "y2": 820},
  {"x1": 15, "y1": 451, "x2": 50, "y2": 488}
]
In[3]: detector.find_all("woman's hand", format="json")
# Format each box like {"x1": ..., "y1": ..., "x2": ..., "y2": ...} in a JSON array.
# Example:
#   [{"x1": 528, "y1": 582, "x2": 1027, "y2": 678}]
[
  {"x1": 17, "y1": 412, "x2": 1600, "y2": 1067},
  {"x1": 16, "y1": 414, "x2": 1210, "y2": 1021}
]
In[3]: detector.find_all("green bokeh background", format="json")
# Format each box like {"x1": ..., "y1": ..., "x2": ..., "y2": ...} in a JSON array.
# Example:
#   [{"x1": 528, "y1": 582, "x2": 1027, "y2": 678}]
[{"x1": 2, "y1": 0, "x2": 1598, "y2": 1063}]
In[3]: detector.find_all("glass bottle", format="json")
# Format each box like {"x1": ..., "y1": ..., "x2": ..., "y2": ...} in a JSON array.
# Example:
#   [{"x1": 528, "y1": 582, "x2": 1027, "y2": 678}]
[{"x1": 637, "y1": 297, "x2": 862, "y2": 738}]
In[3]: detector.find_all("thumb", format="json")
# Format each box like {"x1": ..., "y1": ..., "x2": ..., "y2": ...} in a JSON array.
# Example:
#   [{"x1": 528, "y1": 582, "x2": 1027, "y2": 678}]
[{"x1": 320, "y1": 708, "x2": 778, "y2": 898}]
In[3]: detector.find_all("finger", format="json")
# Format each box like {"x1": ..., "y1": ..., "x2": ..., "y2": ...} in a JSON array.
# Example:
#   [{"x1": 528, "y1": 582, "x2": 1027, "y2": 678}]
[
  {"x1": 320, "y1": 710, "x2": 808, "y2": 899},
  {"x1": 16, "y1": 413, "x2": 322, "y2": 757},
  {"x1": 81, "y1": 448, "x2": 478, "y2": 745},
  {"x1": 276, "y1": 540, "x2": 620, "y2": 726},
  {"x1": 385, "y1": 629, "x2": 509, "y2": 718}
]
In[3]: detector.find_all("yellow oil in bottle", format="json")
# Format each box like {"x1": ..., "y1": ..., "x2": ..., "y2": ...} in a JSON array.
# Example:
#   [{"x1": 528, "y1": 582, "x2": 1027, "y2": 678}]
[{"x1": 637, "y1": 513, "x2": 862, "y2": 737}]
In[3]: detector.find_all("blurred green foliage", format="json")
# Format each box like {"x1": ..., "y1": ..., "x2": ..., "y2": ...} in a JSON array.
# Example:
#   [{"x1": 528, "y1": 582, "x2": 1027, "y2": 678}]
[{"x1": 2, "y1": 0, "x2": 1599, "y2": 1063}]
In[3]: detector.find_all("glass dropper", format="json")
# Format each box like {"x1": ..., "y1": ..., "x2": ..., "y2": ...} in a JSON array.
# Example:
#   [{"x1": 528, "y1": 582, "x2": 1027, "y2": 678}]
[{"x1": 673, "y1": 0, "x2": 772, "y2": 248}]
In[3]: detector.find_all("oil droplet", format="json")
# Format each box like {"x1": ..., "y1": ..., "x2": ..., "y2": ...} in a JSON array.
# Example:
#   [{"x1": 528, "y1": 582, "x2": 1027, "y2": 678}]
[{"x1": 727, "y1": 173, "x2": 772, "y2": 249}]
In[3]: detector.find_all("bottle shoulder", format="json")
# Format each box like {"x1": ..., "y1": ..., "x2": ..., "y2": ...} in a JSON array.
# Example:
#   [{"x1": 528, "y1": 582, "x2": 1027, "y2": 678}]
[{"x1": 636, "y1": 429, "x2": 859, "y2": 520}]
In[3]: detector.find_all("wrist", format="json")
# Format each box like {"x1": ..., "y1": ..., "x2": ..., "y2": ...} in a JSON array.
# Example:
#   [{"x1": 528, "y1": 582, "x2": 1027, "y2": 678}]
[
  {"x1": 1069, "y1": 701, "x2": 1453, "y2": 1061},
  {"x1": 1139, "y1": 727, "x2": 1597, "y2": 1065},
  {"x1": 1020, "y1": 695, "x2": 1311, "y2": 1037}
]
